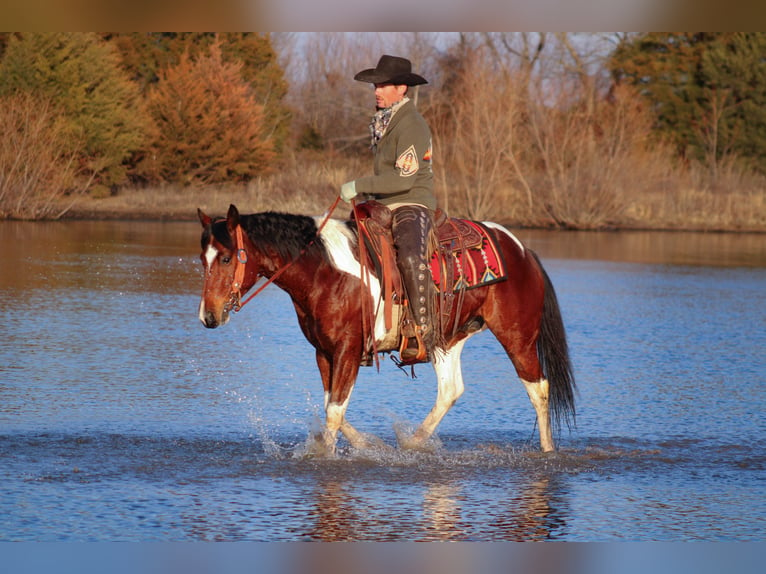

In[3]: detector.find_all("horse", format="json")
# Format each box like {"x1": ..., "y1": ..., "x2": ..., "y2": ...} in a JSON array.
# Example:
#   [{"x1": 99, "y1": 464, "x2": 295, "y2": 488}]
[{"x1": 197, "y1": 203, "x2": 575, "y2": 454}]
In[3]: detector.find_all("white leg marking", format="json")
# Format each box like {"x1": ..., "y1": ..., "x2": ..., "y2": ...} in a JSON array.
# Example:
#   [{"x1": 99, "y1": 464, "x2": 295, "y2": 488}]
[
  {"x1": 412, "y1": 338, "x2": 470, "y2": 442},
  {"x1": 322, "y1": 393, "x2": 352, "y2": 453},
  {"x1": 325, "y1": 396, "x2": 351, "y2": 431},
  {"x1": 432, "y1": 340, "x2": 468, "y2": 406},
  {"x1": 522, "y1": 378, "x2": 554, "y2": 452},
  {"x1": 319, "y1": 218, "x2": 386, "y2": 341},
  {"x1": 482, "y1": 221, "x2": 525, "y2": 254}
]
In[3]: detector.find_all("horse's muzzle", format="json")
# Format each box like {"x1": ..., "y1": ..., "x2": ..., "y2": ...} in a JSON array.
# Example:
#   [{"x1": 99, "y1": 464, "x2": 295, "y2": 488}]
[
  {"x1": 201, "y1": 311, "x2": 220, "y2": 328},
  {"x1": 199, "y1": 300, "x2": 229, "y2": 329}
]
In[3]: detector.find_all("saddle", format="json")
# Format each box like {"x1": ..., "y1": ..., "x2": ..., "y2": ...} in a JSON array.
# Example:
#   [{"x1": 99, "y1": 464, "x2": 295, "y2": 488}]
[{"x1": 352, "y1": 201, "x2": 507, "y2": 364}]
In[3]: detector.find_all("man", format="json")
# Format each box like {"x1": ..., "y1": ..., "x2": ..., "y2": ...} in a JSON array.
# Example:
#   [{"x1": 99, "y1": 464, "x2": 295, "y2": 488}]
[{"x1": 340, "y1": 55, "x2": 438, "y2": 363}]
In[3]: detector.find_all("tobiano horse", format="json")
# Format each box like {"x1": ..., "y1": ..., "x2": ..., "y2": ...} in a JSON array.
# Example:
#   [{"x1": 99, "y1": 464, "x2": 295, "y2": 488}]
[{"x1": 197, "y1": 203, "x2": 575, "y2": 454}]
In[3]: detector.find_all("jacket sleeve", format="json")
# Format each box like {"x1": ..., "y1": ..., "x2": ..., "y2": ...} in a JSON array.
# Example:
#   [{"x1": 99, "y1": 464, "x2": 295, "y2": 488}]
[{"x1": 354, "y1": 112, "x2": 432, "y2": 197}]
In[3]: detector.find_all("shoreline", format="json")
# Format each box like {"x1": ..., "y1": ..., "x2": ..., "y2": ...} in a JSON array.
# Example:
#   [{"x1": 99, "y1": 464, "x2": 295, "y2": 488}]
[{"x1": 57, "y1": 199, "x2": 766, "y2": 234}]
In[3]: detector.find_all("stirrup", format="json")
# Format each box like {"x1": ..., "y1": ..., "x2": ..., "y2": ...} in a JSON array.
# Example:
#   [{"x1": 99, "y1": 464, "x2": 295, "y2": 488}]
[{"x1": 398, "y1": 330, "x2": 428, "y2": 364}]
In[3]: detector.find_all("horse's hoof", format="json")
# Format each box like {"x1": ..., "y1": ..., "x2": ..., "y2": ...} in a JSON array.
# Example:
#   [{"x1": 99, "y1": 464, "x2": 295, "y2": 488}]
[
  {"x1": 524, "y1": 448, "x2": 557, "y2": 458},
  {"x1": 395, "y1": 429, "x2": 441, "y2": 453},
  {"x1": 400, "y1": 439, "x2": 437, "y2": 453},
  {"x1": 350, "y1": 433, "x2": 394, "y2": 453},
  {"x1": 294, "y1": 432, "x2": 337, "y2": 459}
]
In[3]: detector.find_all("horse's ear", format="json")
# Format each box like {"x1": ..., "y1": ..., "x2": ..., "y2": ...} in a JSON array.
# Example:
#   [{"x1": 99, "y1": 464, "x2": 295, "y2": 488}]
[
  {"x1": 226, "y1": 204, "x2": 240, "y2": 231},
  {"x1": 198, "y1": 208, "x2": 212, "y2": 228}
]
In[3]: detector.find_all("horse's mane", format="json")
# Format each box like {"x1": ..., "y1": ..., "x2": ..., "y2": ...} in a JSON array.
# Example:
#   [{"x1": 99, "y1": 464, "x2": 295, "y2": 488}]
[{"x1": 238, "y1": 211, "x2": 332, "y2": 263}]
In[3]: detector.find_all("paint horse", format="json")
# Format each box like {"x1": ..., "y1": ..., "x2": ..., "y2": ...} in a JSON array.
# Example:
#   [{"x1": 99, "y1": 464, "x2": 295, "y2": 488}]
[{"x1": 197, "y1": 204, "x2": 575, "y2": 454}]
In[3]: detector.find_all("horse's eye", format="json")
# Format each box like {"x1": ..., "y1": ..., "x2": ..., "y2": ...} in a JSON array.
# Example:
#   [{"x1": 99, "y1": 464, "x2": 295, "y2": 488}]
[{"x1": 221, "y1": 256, "x2": 231, "y2": 264}]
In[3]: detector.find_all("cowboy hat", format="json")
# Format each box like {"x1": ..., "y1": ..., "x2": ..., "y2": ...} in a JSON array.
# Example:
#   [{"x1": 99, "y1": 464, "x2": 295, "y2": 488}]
[{"x1": 354, "y1": 55, "x2": 427, "y2": 86}]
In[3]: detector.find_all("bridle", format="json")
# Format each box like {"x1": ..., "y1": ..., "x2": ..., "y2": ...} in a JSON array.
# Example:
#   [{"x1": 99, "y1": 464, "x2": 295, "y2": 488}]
[
  {"x1": 224, "y1": 223, "x2": 250, "y2": 313},
  {"x1": 218, "y1": 196, "x2": 342, "y2": 313}
]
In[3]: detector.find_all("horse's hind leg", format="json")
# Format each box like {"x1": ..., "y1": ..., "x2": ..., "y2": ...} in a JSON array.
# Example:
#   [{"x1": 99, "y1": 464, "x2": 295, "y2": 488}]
[
  {"x1": 522, "y1": 378, "x2": 554, "y2": 452},
  {"x1": 339, "y1": 419, "x2": 391, "y2": 451},
  {"x1": 401, "y1": 338, "x2": 468, "y2": 451},
  {"x1": 490, "y1": 320, "x2": 555, "y2": 452},
  {"x1": 505, "y1": 341, "x2": 555, "y2": 452}
]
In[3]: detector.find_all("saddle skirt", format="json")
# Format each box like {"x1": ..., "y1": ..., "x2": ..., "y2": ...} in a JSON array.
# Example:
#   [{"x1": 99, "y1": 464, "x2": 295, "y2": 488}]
[{"x1": 352, "y1": 201, "x2": 508, "y2": 353}]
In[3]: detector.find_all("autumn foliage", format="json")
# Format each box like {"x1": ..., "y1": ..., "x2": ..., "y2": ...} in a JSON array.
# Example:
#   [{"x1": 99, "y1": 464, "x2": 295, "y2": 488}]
[
  {"x1": 0, "y1": 32, "x2": 286, "y2": 217},
  {"x1": 0, "y1": 92, "x2": 85, "y2": 219},
  {"x1": 138, "y1": 42, "x2": 276, "y2": 184},
  {"x1": 0, "y1": 32, "x2": 764, "y2": 229},
  {"x1": 0, "y1": 33, "x2": 148, "y2": 192}
]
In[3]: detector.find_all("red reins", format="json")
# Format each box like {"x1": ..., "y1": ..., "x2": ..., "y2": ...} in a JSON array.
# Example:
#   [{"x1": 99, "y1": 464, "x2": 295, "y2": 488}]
[
  {"x1": 229, "y1": 195, "x2": 342, "y2": 312},
  {"x1": 352, "y1": 199, "x2": 381, "y2": 369}
]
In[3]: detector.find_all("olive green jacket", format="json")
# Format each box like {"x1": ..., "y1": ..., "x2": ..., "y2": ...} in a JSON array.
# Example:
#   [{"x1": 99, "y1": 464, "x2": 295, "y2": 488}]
[{"x1": 354, "y1": 99, "x2": 436, "y2": 210}]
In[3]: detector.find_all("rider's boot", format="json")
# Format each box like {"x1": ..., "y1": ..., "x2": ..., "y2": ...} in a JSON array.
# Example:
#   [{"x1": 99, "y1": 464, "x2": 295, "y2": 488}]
[{"x1": 392, "y1": 205, "x2": 437, "y2": 363}]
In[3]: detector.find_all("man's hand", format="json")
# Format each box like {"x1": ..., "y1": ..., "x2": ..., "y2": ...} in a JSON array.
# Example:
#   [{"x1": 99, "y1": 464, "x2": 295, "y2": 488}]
[{"x1": 340, "y1": 180, "x2": 358, "y2": 203}]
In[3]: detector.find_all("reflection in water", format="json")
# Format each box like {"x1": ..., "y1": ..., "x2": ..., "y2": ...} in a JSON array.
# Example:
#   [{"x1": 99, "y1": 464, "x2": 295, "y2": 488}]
[
  {"x1": 178, "y1": 494, "x2": 222, "y2": 542},
  {"x1": 304, "y1": 475, "x2": 471, "y2": 541},
  {"x1": 0, "y1": 220, "x2": 200, "y2": 294},
  {"x1": 520, "y1": 228, "x2": 766, "y2": 267},
  {"x1": 302, "y1": 461, "x2": 567, "y2": 541},
  {"x1": 421, "y1": 481, "x2": 466, "y2": 541},
  {"x1": 305, "y1": 479, "x2": 361, "y2": 542},
  {"x1": 487, "y1": 474, "x2": 567, "y2": 541}
]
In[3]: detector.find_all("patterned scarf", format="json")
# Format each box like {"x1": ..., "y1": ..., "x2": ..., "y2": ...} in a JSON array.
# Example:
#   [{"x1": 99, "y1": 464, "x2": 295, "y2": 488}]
[{"x1": 369, "y1": 97, "x2": 409, "y2": 151}]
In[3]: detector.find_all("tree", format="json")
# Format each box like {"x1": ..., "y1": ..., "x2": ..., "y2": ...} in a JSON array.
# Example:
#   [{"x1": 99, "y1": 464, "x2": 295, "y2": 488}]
[
  {"x1": 609, "y1": 33, "x2": 712, "y2": 156},
  {"x1": 285, "y1": 32, "x2": 384, "y2": 153},
  {"x1": 139, "y1": 41, "x2": 276, "y2": 185},
  {"x1": 428, "y1": 42, "x2": 534, "y2": 220},
  {"x1": 701, "y1": 33, "x2": 766, "y2": 171},
  {"x1": 608, "y1": 32, "x2": 766, "y2": 172},
  {"x1": 105, "y1": 33, "x2": 291, "y2": 153},
  {"x1": 0, "y1": 92, "x2": 87, "y2": 219},
  {"x1": 0, "y1": 33, "x2": 150, "y2": 189}
]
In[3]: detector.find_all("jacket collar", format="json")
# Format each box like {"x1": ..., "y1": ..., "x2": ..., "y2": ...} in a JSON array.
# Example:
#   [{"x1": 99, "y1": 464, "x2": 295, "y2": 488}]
[{"x1": 378, "y1": 99, "x2": 412, "y2": 144}]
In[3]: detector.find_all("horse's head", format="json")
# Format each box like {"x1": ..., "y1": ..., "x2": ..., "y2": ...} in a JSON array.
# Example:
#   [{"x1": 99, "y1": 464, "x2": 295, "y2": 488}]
[{"x1": 197, "y1": 204, "x2": 255, "y2": 328}]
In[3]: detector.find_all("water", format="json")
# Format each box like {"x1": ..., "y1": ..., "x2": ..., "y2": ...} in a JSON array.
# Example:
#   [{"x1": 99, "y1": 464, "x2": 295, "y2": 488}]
[{"x1": 1, "y1": 220, "x2": 764, "y2": 542}]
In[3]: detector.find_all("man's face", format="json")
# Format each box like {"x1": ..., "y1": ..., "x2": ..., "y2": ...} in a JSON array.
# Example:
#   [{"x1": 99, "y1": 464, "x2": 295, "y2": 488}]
[{"x1": 374, "y1": 83, "x2": 407, "y2": 109}]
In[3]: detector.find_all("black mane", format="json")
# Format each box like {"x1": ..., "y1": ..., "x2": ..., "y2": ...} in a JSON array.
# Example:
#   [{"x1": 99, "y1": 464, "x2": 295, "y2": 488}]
[{"x1": 211, "y1": 211, "x2": 331, "y2": 263}]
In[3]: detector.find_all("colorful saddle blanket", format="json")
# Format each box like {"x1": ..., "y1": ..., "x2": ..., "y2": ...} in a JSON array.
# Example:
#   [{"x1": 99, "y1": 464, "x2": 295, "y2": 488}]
[
  {"x1": 354, "y1": 202, "x2": 508, "y2": 295},
  {"x1": 430, "y1": 219, "x2": 508, "y2": 292}
]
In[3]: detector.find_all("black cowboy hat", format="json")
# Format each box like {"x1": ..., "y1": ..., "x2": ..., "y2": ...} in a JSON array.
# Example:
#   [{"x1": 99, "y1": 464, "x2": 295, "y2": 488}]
[{"x1": 354, "y1": 55, "x2": 428, "y2": 86}]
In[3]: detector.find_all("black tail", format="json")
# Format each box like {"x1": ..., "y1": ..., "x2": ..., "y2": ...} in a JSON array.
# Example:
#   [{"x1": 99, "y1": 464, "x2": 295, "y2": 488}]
[{"x1": 530, "y1": 250, "x2": 576, "y2": 431}]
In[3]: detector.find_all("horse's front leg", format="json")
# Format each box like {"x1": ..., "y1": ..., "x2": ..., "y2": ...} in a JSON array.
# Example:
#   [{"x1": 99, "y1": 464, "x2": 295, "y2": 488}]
[
  {"x1": 310, "y1": 350, "x2": 340, "y2": 456},
  {"x1": 320, "y1": 389, "x2": 352, "y2": 455},
  {"x1": 311, "y1": 348, "x2": 361, "y2": 456},
  {"x1": 400, "y1": 340, "x2": 468, "y2": 451}
]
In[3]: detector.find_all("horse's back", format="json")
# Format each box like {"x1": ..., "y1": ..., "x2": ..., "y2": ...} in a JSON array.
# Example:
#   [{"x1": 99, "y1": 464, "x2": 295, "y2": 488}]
[
  {"x1": 479, "y1": 221, "x2": 526, "y2": 261},
  {"x1": 476, "y1": 221, "x2": 546, "y2": 316}
]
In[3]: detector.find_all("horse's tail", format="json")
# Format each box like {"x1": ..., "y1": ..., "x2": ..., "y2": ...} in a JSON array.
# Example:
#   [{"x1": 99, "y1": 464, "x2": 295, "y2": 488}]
[{"x1": 530, "y1": 250, "x2": 576, "y2": 431}]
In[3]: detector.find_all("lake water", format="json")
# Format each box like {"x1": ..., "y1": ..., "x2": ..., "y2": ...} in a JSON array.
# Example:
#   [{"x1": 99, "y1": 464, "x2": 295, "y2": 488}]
[{"x1": 1, "y1": 220, "x2": 764, "y2": 543}]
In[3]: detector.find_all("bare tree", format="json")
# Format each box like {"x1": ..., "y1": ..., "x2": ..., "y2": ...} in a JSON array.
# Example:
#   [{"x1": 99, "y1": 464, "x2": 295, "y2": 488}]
[
  {"x1": 0, "y1": 93, "x2": 91, "y2": 219},
  {"x1": 428, "y1": 44, "x2": 535, "y2": 220},
  {"x1": 480, "y1": 32, "x2": 548, "y2": 76}
]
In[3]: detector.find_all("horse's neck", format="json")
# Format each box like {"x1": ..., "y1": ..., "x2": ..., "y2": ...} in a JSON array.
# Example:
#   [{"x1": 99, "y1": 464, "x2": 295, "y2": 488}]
[
  {"x1": 262, "y1": 248, "x2": 329, "y2": 299},
  {"x1": 245, "y1": 213, "x2": 353, "y2": 302}
]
